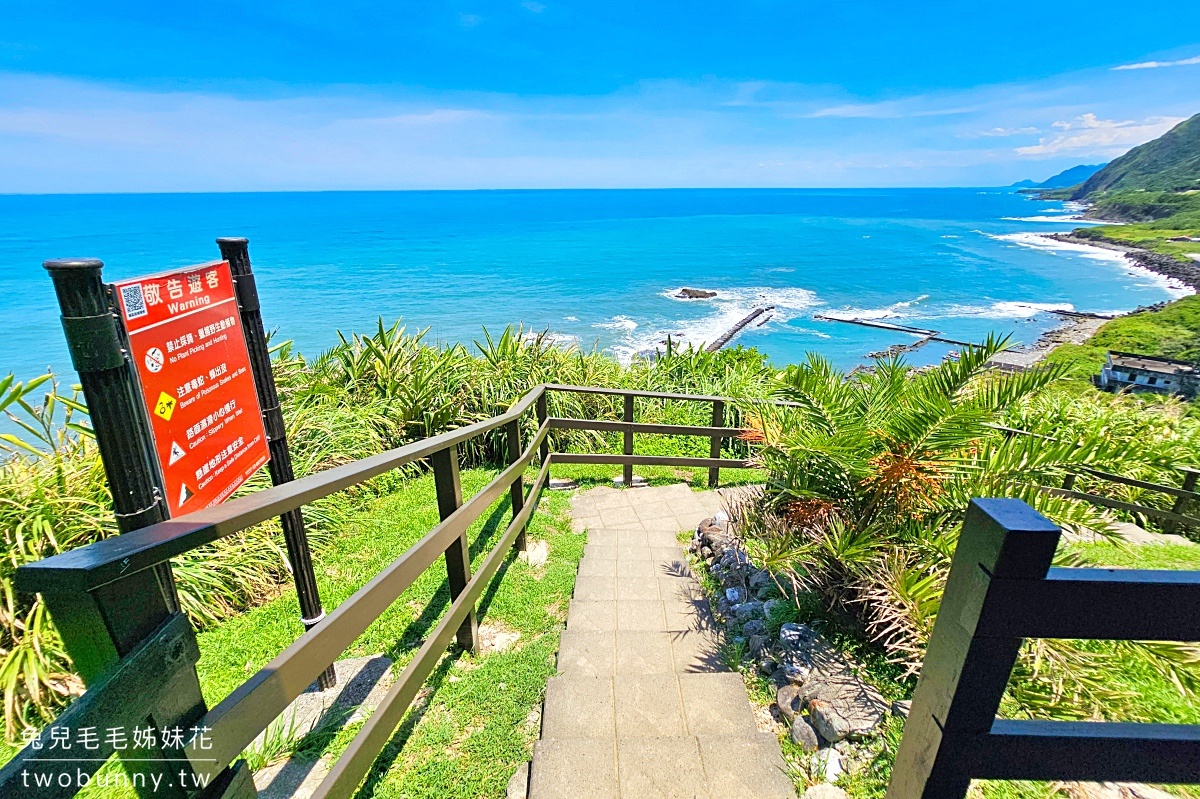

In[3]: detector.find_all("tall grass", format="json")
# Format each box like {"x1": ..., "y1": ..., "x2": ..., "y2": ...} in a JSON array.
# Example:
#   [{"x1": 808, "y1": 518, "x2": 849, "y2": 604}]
[{"x1": 0, "y1": 322, "x2": 771, "y2": 740}]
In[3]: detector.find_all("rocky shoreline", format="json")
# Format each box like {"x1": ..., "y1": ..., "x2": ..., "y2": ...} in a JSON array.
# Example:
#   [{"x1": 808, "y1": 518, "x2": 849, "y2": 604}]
[{"x1": 1049, "y1": 232, "x2": 1200, "y2": 292}]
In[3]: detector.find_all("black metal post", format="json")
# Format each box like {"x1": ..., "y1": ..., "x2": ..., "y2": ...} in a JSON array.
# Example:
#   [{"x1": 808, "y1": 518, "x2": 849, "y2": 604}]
[
  {"x1": 536, "y1": 391, "x2": 549, "y2": 464},
  {"x1": 708, "y1": 400, "x2": 724, "y2": 489},
  {"x1": 507, "y1": 418, "x2": 527, "y2": 551},
  {"x1": 42, "y1": 259, "x2": 218, "y2": 798},
  {"x1": 217, "y1": 237, "x2": 335, "y2": 691},
  {"x1": 885, "y1": 499, "x2": 1061, "y2": 799},
  {"x1": 1173, "y1": 467, "x2": 1199, "y2": 517},
  {"x1": 432, "y1": 445, "x2": 478, "y2": 652},
  {"x1": 622, "y1": 393, "x2": 634, "y2": 488}
]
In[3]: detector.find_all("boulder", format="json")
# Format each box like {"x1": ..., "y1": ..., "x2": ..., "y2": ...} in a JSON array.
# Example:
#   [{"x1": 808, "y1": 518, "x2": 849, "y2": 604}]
[
  {"x1": 732, "y1": 600, "x2": 764, "y2": 621},
  {"x1": 749, "y1": 570, "x2": 772, "y2": 592},
  {"x1": 781, "y1": 653, "x2": 811, "y2": 685},
  {"x1": 790, "y1": 716, "x2": 821, "y2": 752},
  {"x1": 762, "y1": 598, "x2": 783, "y2": 619},
  {"x1": 808, "y1": 699, "x2": 852, "y2": 743},
  {"x1": 747, "y1": 634, "x2": 767, "y2": 657},
  {"x1": 758, "y1": 657, "x2": 778, "y2": 676},
  {"x1": 811, "y1": 747, "x2": 844, "y2": 783},
  {"x1": 676, "y1": 287, "x2": 718, "y2": 300},
  {"x1": 776, "y1": 684, "x2": 801, "y2": 722},
  {"x1": 725, "y1": 587, "x2": 747, "y2": 604},
  {"x1": 803, "y1": 676, "x2": 889, "y2": 741},
  {"x1": 742, "y1": 619, "x2": 767, "y2": 638}
]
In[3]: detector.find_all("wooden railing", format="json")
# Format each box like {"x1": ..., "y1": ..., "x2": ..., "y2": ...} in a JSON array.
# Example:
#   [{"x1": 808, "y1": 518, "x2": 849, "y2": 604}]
[
  {"x1": 887, "y1": 498, "x2": 1200, "y2": 797},
  {"x1": 0, "y1": 384, "x2": 755, "y2": 799}
]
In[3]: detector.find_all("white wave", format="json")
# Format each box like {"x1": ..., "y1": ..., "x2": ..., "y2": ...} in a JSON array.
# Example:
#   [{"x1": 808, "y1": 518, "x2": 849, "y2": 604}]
[
  {"x1": 594, "y1": 315, "x2": 637, "y2": 332},
  {"x1": 608, "y1": 285, "x2": 822, "y2": 363},
  {"x1": 944, "y1": 301, "x2": 1075, "y2": 319},
  {"x1": 564, "y1": 315, "x2": 579, "y2": 322},
  {"x1": 822, "y1": 294, "x2": 930, "y2": 321},
  {"x1": 1001, "y1": 215, "x2": 1104, "y2": 224}
]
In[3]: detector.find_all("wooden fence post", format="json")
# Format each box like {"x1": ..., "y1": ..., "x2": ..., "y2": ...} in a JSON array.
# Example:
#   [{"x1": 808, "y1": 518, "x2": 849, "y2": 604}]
[
  {"x1": 507, "y1": 419, "x2": 527, "y2": 551},
  {"x1": 217, "y1": 237, "x2": 334, "y2": 690},
  {"x1": 432, "y1": 445, "x2": 478, "y2": 652},
  {"x1": 622, "y1": 394, "x2": 634, "y2": 488},
  {"x1": 536, "y1": 391, "x2": 549, "y2": 464},
  {"x1": 1173, "y1": 467, "x2": 1199, "y2": 518},
  {"x1": 708, "y1": 400, "x2": 724, "y2": 489},
  {"x1": 885, "y1": 498, "x2": 1061, "y2": 799}
]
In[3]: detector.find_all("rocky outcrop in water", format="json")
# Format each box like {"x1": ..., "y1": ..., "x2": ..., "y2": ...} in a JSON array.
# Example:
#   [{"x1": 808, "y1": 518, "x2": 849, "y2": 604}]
[{"x1": 676, "y1": 287, "x2": 718, "y2": 299}]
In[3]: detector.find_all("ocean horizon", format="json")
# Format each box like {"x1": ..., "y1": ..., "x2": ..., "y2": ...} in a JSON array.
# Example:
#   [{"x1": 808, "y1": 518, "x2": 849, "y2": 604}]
[{"x1": 0, "y1": 187, "x2": 1190, "y2": 386}]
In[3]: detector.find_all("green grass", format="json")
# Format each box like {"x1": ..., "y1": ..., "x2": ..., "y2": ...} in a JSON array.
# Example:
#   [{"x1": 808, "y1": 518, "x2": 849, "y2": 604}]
[{"x1": 1044, "y1": 294, "x2": 1200, "y2": 378}]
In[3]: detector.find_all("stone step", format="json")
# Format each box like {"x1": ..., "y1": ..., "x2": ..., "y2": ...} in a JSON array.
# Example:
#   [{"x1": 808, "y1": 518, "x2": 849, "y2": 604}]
[
  {"x1": 529, "y1": 733, "x2": 794, "y2": 799},
  {"x1": 540, "y1": 672, "x2": 758, "y2": 741},
  {"x1": 556, "y1": 628, "x2": 727, "y2": 678}
]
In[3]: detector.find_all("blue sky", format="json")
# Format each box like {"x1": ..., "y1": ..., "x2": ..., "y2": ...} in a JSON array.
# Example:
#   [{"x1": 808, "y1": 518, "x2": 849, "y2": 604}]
[{"x1": 3, "y1": 1, "x2": 1200, "y2": 192}]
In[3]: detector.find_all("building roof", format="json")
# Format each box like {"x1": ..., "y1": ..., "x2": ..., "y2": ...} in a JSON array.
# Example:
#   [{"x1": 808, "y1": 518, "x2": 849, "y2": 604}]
[{"x1": 1108, "y1": 350, "x2": 1197, "y2": 376}]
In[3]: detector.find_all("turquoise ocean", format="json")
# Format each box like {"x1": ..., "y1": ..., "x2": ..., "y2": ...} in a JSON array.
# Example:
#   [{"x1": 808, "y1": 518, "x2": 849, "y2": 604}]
[{"x1": 0, "y1": 188, "x2": 1190, "y2": 383}]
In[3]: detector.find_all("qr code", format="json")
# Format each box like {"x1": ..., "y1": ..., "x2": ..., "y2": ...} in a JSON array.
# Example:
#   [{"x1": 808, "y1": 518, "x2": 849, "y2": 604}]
[{"x1": 121, "y1": 283, "x2": 148, "y2": 319}]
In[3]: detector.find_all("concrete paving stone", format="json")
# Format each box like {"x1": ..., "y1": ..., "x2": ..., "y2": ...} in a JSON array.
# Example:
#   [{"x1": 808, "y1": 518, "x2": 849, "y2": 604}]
[
  {"x1": 669, "y1": 630, "x2": 726, "y2": 674},
  {"x1": 658, "y1": 576, "x2": 702, "y2": 603},
  {"x1": 617, "y1": 600, "x2": 668, "y2": 631},
  {"x1": 608, "y1": 528, "x2": 650, "y2": 544},
  {"x1": 616, "y1": 558, "x2": 659, "y2": 578},
  {"x1": 557, "y1": 630, "x2": 616, "y2": 677},
  {"x1": 614, "y1": 674, "x2": 687, "y2": 738},
  {"x1": 616, "y1": 737, "x2": 708, "y2": 799},
  {"x1": 598, "y1": 506, "x2": 643, "y2": 527},
  {"x1": 695, "y1": 734, "x2": 796, "y2": 799},
  {"x1": 574, "y1": 576, "x2": 617, "y2": 601},
  {"x1": 645, "y1": 529, "x2": 684, "y2": 547},
  {"x1": 639, "y1": 516, "x2": 686, "y2": 534},
  {"x1": 588, "y1": 490, "x2": 633, "y2": 510},
  {"x1": 677, "y1": 673, "x2": 758, "y2": 735},
  {"x1": 577, "y1": 558, "x2": 618, "y2": 578},
  {"x1": 542, "y1": 675, "x2": 614, "y2": 739},
  {"x1": 530, "y1": 739, "x2": 619, "y2": 799},
  {"x1": 569, "y1": 600, "x2": 618, "y2": 631},
  {"x1": 615, "y1": 577, "x2": 661, "y2": 601},
  {"x1": 650, "y1": 546, "x2": 686, "y2": 563},
  {"x1": 617, "y1": 543, "x2": 654, "y2": 561},
  {"x1": 615, "y1": 631, "x2": 675, "y2": 675},
  {"x1": 633, "y1": 500, "x2": 676, "y2": 522},
  {"x1": 572, "y1": 515, "x2": 602, "y2": 534},
  {"x1": 585, "y1": 529, "x2": 619, "y2": 547},
  {"x1": 671, "y1": 508, "x2": 710, "y2": 530},
  {"x1": 585, "y1": 544, "x2": 618, "y2": 561},
  {"x1": 664, "y1": 598, "x2": 716, "y2": 633},
  {"x1": 654, "y1": 555, "x2": 693, "y2": 579}
]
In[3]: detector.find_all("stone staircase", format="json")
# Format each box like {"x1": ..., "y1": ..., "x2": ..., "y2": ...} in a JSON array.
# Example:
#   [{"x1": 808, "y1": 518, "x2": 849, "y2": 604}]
[{"x1": 526, "y1": 483, "x2": 795, "y2": 799}]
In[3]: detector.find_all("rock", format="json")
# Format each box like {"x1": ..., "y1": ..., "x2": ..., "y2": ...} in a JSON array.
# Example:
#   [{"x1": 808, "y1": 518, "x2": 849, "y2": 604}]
[
  {"x1": 758, "y1": 657, "x2": 778, "y2": 676},
  {"x1": 749, "y1": 570, "x2": 772, "y2": 591},
  {"x1": 790, "y1": 716, "x2": 821, "y2": 752},
  {"x1": 742, "y1": 619, "x2": 767, "y2": 638},
  {"x1": 811, "y1": 747, "x2": 844, "y2": 783},
  {"x1": 762, "y1": 598, "x2": 782, "y2": 619},
  {"x1": 776, "y1": 684, "x2": 802, "y2": 721},
  {"x1": 713, "y1": 509, "x2": 730, "y2": 525},
  {"x1": 803, "y1": 786, "x2": 849, "y2": 799},
  {"x1": 747, "y1": 634, "x2": 767, "y2": 657},
  {"x1": 676, "y1": 287, "x2": 718, "y2": 300},
  {"x1": 891, "y1": 699, "x2": 911, "y2": 718},
  {"x1": 547, "y1": 477, "x2": 577, "y2": 491},
  {"x1": 506, "y1": 762, "x2": 529, "y2": 799},
  {"x1": 809, "y1": 699, "x2": 852, "y2": 742},
  {"x1": 781, "y1": 653, "x2": 811, "y2": 684},
  {"x1": 732, "y1": 600, "x2": 764, "y2": 621},
  {"x1": 700, "y1": 546, "x2": 712, "y2": 560},
  {"x1": 725, "y1": 587, "x2": 747, "y2": 604},
  {"x1": 517, "y1": 540, "x2": 549, "y2": 568},
  {"x1": 779, "y1": 622, "x2": 815, "y2": 649},
  {"x1": 768, "y1": 667, "x2": 789, "y2": 687}
]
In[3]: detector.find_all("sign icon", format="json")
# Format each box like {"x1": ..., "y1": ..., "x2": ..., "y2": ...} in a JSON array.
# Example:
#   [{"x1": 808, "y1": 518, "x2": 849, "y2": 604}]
[
  {"x1": 179, "y1": 483, "x2": 195, "y2": 507},
  {"x1": 168, "y1": 441, "x2": 187, "y2": 465},
  {"x1": 154, "y1": 392, "x2": 177, "y2": 421},
  {"x1": 144, "y1": 347, "x2": 165, "y2": 373}
]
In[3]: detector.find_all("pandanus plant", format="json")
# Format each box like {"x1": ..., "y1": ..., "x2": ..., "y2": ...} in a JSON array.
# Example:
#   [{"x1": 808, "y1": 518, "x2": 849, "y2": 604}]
[{"x1": 737, "y1": 335, "x2": 1200, "y2": 718}]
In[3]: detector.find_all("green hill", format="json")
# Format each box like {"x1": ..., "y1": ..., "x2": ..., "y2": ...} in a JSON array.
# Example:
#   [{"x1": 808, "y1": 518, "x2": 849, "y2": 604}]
[{"x1": 1072, "y1": 114, "x2": 1200, "y2": 198}]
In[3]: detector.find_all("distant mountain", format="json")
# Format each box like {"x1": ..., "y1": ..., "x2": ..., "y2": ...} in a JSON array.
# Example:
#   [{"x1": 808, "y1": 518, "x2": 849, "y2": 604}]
[
  {"x1": 1072, "y1": 113, "x2": 1200, "y2": 199},
  {"x1": 1011, "y1": 163, "x2": 1106, "y2": 190}
]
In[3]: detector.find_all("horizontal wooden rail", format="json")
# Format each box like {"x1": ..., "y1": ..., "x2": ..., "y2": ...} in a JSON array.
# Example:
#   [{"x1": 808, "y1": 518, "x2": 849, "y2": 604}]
[
  {"x1": 16, "y1": 386, "x2": 547, "y2": 593},
  {"x1": 1077, "y1": 466, "x2": 1200, "y2": 502},
  {"x1": 191, "y1": 421, "x2": 550, "y2": 772},
  {"x1": 978, "y1": 567, "x2": 1200, "y2": 640},
  {"x1": 971, "y1": 720, "x2": 1200, "y2": 783},
  {"x1": 543, "y1": 383, "x2": 801, "y2": 407},
  {"x1": 552, "y1": 453, "x2": 753, "y2": 469},
  {"x1": 548, "y1": 417, "x2": 745, "y2": 438},
  {"x1": 1044, "y1": 486, "x2": 1200, "y2": 527}
]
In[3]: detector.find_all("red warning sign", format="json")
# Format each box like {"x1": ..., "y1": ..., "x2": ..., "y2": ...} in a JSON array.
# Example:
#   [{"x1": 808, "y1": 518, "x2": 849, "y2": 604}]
[{"x1": 115, "y1": 261, "x2": 269, "y2": 516}]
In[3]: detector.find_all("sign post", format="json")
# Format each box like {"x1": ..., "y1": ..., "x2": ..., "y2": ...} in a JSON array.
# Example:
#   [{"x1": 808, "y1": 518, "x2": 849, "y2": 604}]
[
  {"x1": 113, "y1": 262, "x2": 270, "y2": 515},
  {"x1": 217, "y1": 237, "x2": 335, "y2": 690}
]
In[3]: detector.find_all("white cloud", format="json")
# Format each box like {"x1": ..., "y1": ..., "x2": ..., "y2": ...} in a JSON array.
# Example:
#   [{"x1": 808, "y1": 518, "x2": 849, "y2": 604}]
[
  {"x1": 1113, "y1": 55, "x2": 1200, "y2": 70},
  {"x1": 974, "y1": 126, "x2": 1040, "y2": 137},
  {"x1": 521, "y1": 1, "x2": 546, "y2": 12},
  {"x1": 1015, "y1": 113, "x2": 1186, "y2": 156}
]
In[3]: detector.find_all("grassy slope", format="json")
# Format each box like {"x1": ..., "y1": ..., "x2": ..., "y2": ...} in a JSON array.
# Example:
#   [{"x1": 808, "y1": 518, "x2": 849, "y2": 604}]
[
  {"x1": 1073, "y1": 190, "x2": 1200, "y2": 258},
  {"x1": 1044, "y1": 294, "x2": 1200, "y2": 377}
]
